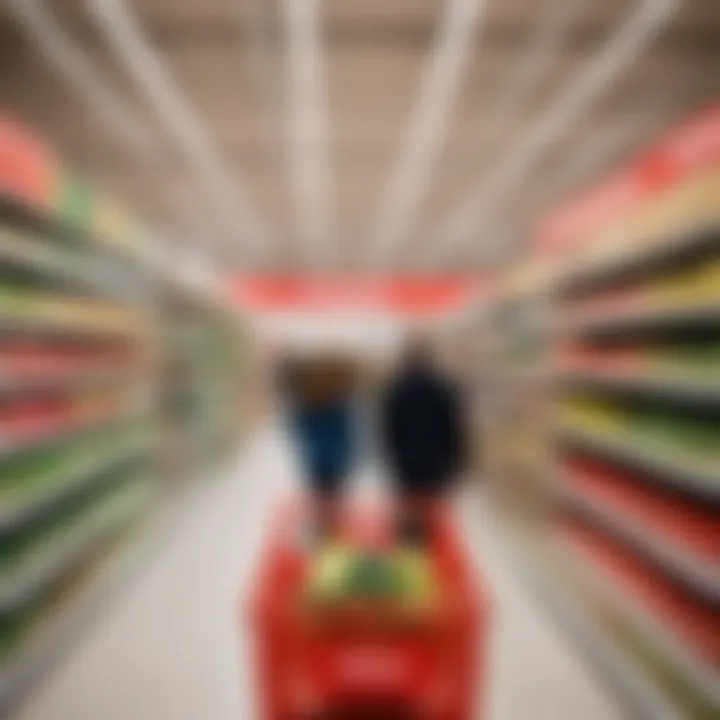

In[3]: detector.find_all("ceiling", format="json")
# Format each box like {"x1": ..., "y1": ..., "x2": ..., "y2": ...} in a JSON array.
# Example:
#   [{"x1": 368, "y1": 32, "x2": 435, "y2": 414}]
[{"x1": 0, "y1": 0, "x2": 718, "y2": 271}]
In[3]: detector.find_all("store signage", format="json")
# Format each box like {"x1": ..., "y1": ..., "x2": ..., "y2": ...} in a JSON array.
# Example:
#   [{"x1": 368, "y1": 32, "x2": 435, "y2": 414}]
[
  {"x1": 537, "y1": 103, "x2": 720, "y2": 254},
  {"x1": 229, "y1": 275, "x2": 485, "y2": 316}
]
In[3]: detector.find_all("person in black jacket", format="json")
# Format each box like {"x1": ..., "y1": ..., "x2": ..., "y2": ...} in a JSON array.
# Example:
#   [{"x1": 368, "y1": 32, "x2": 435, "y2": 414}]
[{"x1": 380, "y1": 339, "x2": 468, "y2": 540}]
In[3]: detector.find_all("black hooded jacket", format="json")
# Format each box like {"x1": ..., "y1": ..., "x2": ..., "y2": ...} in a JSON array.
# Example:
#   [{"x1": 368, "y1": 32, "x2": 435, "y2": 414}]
[{"x1": 380, "y1": 365, "x2": 467, "y2": 492}]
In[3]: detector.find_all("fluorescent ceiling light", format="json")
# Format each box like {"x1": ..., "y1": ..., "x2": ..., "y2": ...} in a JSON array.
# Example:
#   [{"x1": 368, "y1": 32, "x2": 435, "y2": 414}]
[
  {"x1": 283, "y1": 0, "x2": 334, "y2": 263},
  {"x1": 7, "y1": 0, "x2": 155, "y2": 157},
  {"x1": 423, "y1": 0, "x2": 678, "y2": 264},
  {"x1": 8, "y1": 0, "x2": 236, "y2": 257},
  {"x1": 364, "y1": 0, "x2": 487, "y2": 268},
  {"x1": 474, "y1": 0, "x2": 581, "y2": 156},
  {"x1": 540, "y1": 114, "x2": 651, "y2": 205},
  {"x1": 88, "y1": 0, "x2": 275, "y2": 258},
  {"x1": 465, "y1": 114, "x2": 656, "y2": 266}
]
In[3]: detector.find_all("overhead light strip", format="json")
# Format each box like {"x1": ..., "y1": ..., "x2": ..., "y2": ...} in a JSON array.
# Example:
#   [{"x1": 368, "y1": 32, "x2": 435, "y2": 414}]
[
  {"x1": 469, "y1": 115, "x2": 656, "y2": 267},
  {"x1": 7, "y1": 0, "x2": 156, "y2": 157},
  {"x1": 283, "y1": 0, "x2": 334, "y2": 263},
  {"x1": 88, "y1": 0, "x2": 275, "y2": 258},
  {"x1": 364, "y1": 0, "x2": 487, "y2": 268},
  {"x1": 7, "y1": 0, "x2": 235, "y2": 258},
  {"x1": 539, "y1": 114, "x2": 652, "y2": 208},
  {"x1": 423, "y1": 0, "x2": 679, "y2": 264},
  {"x1": 475, "y1": 0, "x2": 581, "y2": 158}
]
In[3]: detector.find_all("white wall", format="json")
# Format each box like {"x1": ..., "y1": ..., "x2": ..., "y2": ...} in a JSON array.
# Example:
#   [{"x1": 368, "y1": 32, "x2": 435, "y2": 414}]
[{"x1": 249, "y1": 310, "x2": 410, "y2": 360}]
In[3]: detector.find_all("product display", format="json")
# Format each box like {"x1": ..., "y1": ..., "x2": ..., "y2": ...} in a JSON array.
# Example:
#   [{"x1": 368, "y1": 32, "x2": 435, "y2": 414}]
[
  {"x1": 157, "y1": 287, "x2": 248, "y2": 483},
  {"x1": 0, "y1": 122, "x2": 250, "y2": 713},
  {"x1": 0, "y1": 186, "x2": 157, "y2": 712},
  {"x1": 482, "y1": 105, "x2": 720, "y2": 718}
]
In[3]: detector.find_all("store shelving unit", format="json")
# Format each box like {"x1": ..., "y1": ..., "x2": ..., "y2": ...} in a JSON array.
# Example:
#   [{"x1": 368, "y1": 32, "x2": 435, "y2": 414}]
[
  {"x1": 156, "y1": 278, "x2": 249, "y2": 487},
  {"x1": 483, "y1": 105, "x2": 720, "y2": 719},
  {"x1": 559, "y1": 426, "x2": 720, "y2": 502},
  {"x1": 0, "y1": 111, "x2": 251, "y2": 714},
  {"x1": 552, "y1": 109, "x2": 720, "y2": 719},
  {"x1": 489, "y1": 515, "x2": 684, "y2": 720},
  {"x1": 0, "y1": 179, "x2": 158, "y2": 713},
  {"x1": 0, "y1": 120, "x2": 161, "y2": 713},
  {"x1": 482, "y1": 261, "x2": 555, "y2": 519},
  {"x1": 559, "y1": 372, "x2": 720, "y2": 407}
]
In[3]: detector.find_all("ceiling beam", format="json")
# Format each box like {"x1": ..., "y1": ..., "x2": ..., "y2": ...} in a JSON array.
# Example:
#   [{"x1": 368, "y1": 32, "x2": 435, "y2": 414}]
[
  {"x1": 283, "y1": 0, "x2": 335, "y2": 264},
  {"x1": 87, "y1": 0, "x2": 275, "y2": 261},
  {"x1": 421, "y1": 0, "x2": 680, "y2": 267},
  {"x1": 364, "y1": 0, "x2": 487, "y2": 268},
  {"x1": 6, "y1": 0, "x2": 156, "y2": 157},
  {"x1": 7, "y1": 0, "x2": 266, "y2": 261},
  {"x1": 472, "y1": 0, "x2": 581, "y2": 157}
]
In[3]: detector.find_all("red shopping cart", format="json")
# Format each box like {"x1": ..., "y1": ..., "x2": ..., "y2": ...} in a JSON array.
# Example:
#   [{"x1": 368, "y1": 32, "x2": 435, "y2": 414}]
[{"x1": 246, "y1": 499, "x2": 491, "y2": 720}]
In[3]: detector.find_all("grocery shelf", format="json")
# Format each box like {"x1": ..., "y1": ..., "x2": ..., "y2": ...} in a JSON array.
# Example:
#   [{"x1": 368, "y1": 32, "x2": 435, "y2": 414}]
[
  {"x1": 559, "y1": 426, "x2": 720, "y2": 504},
  {"x1": 0, "y1": 404, "x2": 147, "y2": 455},
  {"x1": 0, "y1": 194, "x2": 88, "y2": 249},
  {"x1": 557, "y1": 225, "x2": 720, "y2": 298},
  {"x1": 0, "y1": 193, "x2": 140, "y2": 264},
  {"x1": 0, "y1": 121, "x2": 249, "y2": 714},
  {"x1": 0, "y1": 430, "x2": 152, "y2": 531},
  {"x1": 0, "y1": 477, "x2": 151, "y2": 612},
  {"x1": 0, "y1": 309, "x2": 148, "y2": 341},
  {"x1": 0, "y1": 365, "x2": 147, "y2": 395},
  {"x1": 561, "y1": 302, "x2": 720, "y2": 338},
  {"x1": 563, "y1": 484, "x2": 720, "y2": 603},
  {"x1": 483, "y1": 107, "x2": 720, "y2": 720},
  {"x1": 557, "y1": 532, "x2": 720, "y2": 710},
  {"x1": 0, "y1": 525, "x2": 148, "y2": 716},
  {"x1": 559, "y1": 371, "x2": 720, "y2": 407},
  {"x1": 493, "y1": 522, "x2": 682, "y2": 720},
  {"x1": 0, "y1": 228, "x2": 144, "y2": 303}
]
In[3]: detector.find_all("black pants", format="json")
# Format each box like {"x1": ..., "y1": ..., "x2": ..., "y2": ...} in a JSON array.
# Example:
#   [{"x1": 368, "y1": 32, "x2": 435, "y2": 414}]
[
  {"x1": 308, "y1": 469, "x2": 345, "y2": 500},
  {"x1": 393, "y1": 481, "x2": 447, "y2": 546}
]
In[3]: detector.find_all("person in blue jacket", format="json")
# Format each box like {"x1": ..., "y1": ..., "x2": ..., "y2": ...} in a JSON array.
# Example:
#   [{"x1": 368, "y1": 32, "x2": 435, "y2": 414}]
[{"x1": 279, "y1": 355, "x2": 356, "y2": 532}]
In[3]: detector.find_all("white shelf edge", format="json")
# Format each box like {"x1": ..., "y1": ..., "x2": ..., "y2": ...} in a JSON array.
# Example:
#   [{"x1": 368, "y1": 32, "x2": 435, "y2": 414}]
[
  {"x1": 0, "y1": 405, "x2": 149, "y2": 465},
  {"x1": 0, "y1": 435, "x2": 152, "y2": 529},
  {"x1": 0, "y1": 366, "x2": 147, "y2": 394},
  {"x1": 560, "y1": 371, "x2": 720, "y2": 405},
  {"x1": 494, "y1": 525, "x2": 683, "y2": 720},
  {"x1": 0, "y1": 480, "x2": 151, "y2": 611},
  {"x1": 558, "y1": 538, "x2": 720, "y2": 706},
  {"x1": 564, "y1": 485, "x2": 720, "y2": 602},
  {"x1": 559, "y1": 426, "x2": 720, "y2": 501},
  {"x1": 563, "y1": 303, "x2": 720, "y2": 336},
  {"x1": 557, "y1": 224, "x2": 720, "y2": 291},
  {"x1": 0, "y1": 528, "x2": 147, "y2": 715}
]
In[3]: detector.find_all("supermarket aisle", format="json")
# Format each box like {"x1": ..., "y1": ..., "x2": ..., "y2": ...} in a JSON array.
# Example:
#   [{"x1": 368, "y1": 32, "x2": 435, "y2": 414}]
[{"x1": 12, "y1": 425, "x2": 621, "y2": 720}]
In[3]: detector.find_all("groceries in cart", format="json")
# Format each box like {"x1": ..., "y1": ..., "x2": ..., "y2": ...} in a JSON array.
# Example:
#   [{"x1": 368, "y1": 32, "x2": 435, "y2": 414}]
[{"x1": 306, "y1": 541, "x2": 438, "y2": 612}]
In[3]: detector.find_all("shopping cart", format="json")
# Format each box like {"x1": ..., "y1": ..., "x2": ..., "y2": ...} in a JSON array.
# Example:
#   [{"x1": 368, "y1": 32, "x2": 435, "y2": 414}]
[{"x1": 246, "y1": 499, "x2": 491, "y2": 720}]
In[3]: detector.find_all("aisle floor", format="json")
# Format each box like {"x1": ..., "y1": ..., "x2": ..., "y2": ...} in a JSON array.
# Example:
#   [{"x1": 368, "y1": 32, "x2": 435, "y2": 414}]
[{"x1": 12, "y1": 427, "x2": 622, "y2": 720}]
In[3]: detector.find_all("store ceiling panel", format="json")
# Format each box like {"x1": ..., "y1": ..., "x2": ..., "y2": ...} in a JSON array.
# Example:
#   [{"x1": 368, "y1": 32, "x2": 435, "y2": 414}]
[{"x1": 0, "y1": 0, "x2": 718, "y2": 270}]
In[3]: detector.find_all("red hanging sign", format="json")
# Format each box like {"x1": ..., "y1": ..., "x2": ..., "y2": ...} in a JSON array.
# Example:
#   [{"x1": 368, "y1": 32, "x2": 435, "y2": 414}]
[{"x1": 229, "y1": 275, "x2": 486, "y2": 316}]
